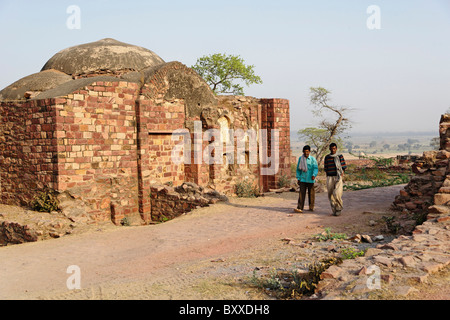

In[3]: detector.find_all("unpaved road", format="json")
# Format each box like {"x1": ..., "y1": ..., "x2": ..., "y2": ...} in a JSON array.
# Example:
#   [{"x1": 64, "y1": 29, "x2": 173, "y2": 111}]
[{"x1": 0, "y1": 185, "x2": 445, "y2": 300}]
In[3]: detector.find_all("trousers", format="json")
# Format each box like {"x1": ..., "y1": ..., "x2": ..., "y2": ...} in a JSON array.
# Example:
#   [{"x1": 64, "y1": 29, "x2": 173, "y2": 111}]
[
  {"x1": 326, "y1": 176, "x2": 344, "y2": 213},
  {"x1": 298, "y1": 181, "x2": 315, "y2": 210}
]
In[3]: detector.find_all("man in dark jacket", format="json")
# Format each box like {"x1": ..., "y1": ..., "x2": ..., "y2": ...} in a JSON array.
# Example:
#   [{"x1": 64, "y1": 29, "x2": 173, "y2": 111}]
[{"x1": 324, "y1": 143, "x2": 347, "y2": 216}]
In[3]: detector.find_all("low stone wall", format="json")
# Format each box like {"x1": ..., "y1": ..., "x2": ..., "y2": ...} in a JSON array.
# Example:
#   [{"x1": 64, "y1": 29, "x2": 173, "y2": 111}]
[
  {"x1": 0, "y1": 221, "x2": 39, "y2": 246},
  {"x1": 393, "y1": 114, "x2": 450, "y2": 215},
  {"x1": 392, "y1": 149, "x2": 449, "y2": 213},
  {"x1": 150, "y1": 182, "x2": 228, "y2": 223},
  {"x1": 0, "y1": 205, "x2": 77, "y2": 247}
]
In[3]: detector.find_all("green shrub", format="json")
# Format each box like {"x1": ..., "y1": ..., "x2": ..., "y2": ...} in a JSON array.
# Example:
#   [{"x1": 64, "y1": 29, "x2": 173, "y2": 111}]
[
  {"x1": 340, "y1": 247, "x2": 365, "y2": 260},
  {"x1": 30, "y1": 189, "x2": 59, "y2": 213},
  {"x1": 278, "y1": 175, "x2": 291, "y2": 188},
  {"x1": 235, "y1": 180, "x2": 259, "y2": 198}
]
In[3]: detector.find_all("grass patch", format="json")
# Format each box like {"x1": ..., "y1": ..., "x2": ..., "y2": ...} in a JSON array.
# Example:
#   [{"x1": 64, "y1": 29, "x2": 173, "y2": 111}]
[
  {"x1": 344, "y1": 166, "x2": 411, "y2": 191},
  {"x1": 340, "y1": 247, "x2": 365, "y2": 260},
  {"x1": 314, "y1": 228, "x2": 347, "y2": 242}
]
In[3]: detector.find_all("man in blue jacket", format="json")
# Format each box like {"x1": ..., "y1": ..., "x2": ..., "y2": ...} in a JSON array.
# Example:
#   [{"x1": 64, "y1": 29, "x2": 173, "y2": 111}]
[{"x1": 295, "y1": 145, "x2": 319, "y2": 213}]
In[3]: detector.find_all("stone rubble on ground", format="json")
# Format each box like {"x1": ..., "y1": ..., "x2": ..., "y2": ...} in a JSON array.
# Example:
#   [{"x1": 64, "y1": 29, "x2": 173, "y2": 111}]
[{"x1": 315, "y1": 114, "x2": 450, "y2": 300}]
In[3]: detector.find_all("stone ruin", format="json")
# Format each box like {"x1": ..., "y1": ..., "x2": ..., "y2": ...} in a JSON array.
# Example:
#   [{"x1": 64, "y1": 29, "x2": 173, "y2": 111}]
[
  {"x1": 392, "y1": 114, "x2": 450, "y2": 217},
  {"x1": 0, "y1": 38, "x2": 292, "y2": 226}
]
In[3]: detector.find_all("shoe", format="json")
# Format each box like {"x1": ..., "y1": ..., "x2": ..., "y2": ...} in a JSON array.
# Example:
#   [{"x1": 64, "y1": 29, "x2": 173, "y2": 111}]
[
  {"x1": 333, "y1": 210, "x2": 342, "y2": 216},
  {"x1": 309, "y1": 208, "x2": 314, "y2": 212},
  {"x1": 294, "y1": 209, "x2": 303, "y2": 213}
]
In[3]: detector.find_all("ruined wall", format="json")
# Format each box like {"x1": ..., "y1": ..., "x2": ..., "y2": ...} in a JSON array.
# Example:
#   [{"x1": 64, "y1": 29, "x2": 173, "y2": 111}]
[
  {"x1": 393, "y1": 114, "x2": 450, "y2": 216},
  {"x1": 260, "y1": 98, "x2": 291, "y2": 191},
  {"x1": 53, "y1": 80, "x2": 140, "y2": 224},
  {"x1": 202, "y1": 96, "x2": 262, "y2": 195},
  {"x1": 0, "y1": 62, "x2": 292, "y2": 225},
  {"x1": 0, "y1": 99, "x2": 58, "y2": 206}
]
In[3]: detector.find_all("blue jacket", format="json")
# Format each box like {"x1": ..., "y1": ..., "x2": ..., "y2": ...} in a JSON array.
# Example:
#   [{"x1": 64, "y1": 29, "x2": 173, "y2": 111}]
[{"x1": 296, "y1": 155, "x2": 319, "y2": 184}]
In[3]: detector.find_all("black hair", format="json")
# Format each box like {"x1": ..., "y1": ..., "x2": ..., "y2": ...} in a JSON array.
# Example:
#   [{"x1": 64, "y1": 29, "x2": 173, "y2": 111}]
[
  {"x1": 303, "y1": 145, "x2": 311, "y2": 152},
  {"x1": 329, "y1": 143, "x2": 337, "y2": 149}
]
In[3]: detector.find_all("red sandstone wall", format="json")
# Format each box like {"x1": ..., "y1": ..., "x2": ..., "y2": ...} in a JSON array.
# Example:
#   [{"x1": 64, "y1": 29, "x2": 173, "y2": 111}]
[
  {"x1": 0, "y1": 100, "x2": 58, "y2": 206},
  {"x1": 137, "y1": 85, "x2": 186, "y2": 222},
  {"x1": 54, "y1": 80, "x2": 140, "y2": 223},
  {"x1": 0, "y1": 72, "x2": 292, "y2": 224},
  {"x1": 260, "y1": 98, "x2": 291, "y2": 191},
  {"x1": 202, "y1": 96, "x2": 262, "y2": 195}
]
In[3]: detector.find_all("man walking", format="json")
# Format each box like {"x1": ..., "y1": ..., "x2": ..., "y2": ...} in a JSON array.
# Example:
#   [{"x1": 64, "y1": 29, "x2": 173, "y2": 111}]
[
  {"x1": 295, "y1": 145, "x2": 318, "y2": 213},
  {"x1": 324, "y1": 143, "x2": 347, "y2": 216}
]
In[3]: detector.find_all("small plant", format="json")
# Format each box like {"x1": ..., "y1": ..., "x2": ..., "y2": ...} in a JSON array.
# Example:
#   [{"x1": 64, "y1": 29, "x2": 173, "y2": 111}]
[
  {"x1": 120, "y1": 217, "x2": 131, "y2": 226},
  {"x1": 235, "y1": 180, "x2": 259, "y2": 198},
  {"x1": 315, "y1": 228, "x2": 347, "y2": 242},
  {"x1": 340, "y1": 247, "x2": 365, "y2": 260},
  {"x1": 413, "y1": 211, "x2": 428, "y2": 226},
  {"x1": 382, "y1": 216, "x2": 401, "y2": 234},
  {"x1": 278, "y1": 175, "x2": 290, "y2": 188},
  {"x1": 30, "y1": 189, "x2": 59, "y2": 213},
  {"x1": 250, "y1": 257, "x2": 342, "y2": 299}
]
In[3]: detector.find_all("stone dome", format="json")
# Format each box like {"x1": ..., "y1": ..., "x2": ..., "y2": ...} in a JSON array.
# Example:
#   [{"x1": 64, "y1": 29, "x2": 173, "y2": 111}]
[
  {"x1": 0, "y1": 69, "x2": 72, "y2": 101},
  {"x1": 41, "y1": 38, "x2": 165, "y2": 76}
]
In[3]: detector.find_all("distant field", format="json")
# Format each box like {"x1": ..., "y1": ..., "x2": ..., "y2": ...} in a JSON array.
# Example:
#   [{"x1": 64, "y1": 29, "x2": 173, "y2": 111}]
[{"x1": 290, "y1": 131, "x2": 438, "y2": 160}]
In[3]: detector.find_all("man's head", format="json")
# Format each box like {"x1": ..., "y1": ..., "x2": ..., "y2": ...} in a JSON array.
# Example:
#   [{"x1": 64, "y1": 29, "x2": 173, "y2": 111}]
[
  {"x1": 329, "y1": 143, "x2": 338, "y2": 155},
  {"x1": 303, "y1": 145, "x2": 311, "y2": 157}
]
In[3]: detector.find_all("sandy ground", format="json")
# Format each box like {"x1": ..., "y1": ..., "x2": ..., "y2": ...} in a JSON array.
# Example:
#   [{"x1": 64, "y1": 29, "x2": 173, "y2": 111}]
[{"x1": 0, "y1": 185, "x2": 448, "y2": 300}]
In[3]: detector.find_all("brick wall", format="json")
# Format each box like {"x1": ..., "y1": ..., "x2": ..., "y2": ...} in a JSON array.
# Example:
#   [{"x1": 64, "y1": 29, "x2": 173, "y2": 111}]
[
  {"x1": 0, "y1": 100, "x2": 58, "y2": 206},
  {"x1": 54, "y1": 80, "x2": 140, "y2": 223},
  {"x1": 0, "y1": 65, "x2": 292, "y2": 225},
  {"x1": 260, "y1": 98, "x2": 291, "y2": 191}
]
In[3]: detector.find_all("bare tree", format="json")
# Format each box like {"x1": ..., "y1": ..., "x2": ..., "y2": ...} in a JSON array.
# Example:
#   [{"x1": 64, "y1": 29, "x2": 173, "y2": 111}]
[{"x1": 298, "y1": 87, "x2": 352, "y2": 165}]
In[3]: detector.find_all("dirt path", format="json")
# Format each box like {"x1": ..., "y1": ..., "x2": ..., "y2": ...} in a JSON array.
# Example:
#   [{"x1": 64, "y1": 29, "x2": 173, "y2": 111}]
[{"x1": 0, "y1": 185, "x2": 446, "y2": 300}]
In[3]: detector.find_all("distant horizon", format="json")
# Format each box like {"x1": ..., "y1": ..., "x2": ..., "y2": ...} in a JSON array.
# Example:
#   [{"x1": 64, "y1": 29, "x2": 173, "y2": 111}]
[
  {"x1": 291, "y1": 129, "x2": 439, "y2": 137},
  {"x1": 0, "y1": 1, "x2": 449, "y2": 134}
]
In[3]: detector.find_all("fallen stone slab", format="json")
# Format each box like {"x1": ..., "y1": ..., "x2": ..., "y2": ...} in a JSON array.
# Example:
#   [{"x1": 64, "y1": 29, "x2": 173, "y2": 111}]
[
  {"x1": 398, "y1": 255, "x2": 418, "y2": 268},
  {"x1": 428, "y1": 205, "x2": 450, "y2": 214},
  {"x1": 395, "y1": 286, "x2": 419, "y2": 297},
  {"x1": 420, "y1": 262, "x2": 446, "y2": 274},
  {"x1": 408, "y1": 273, "x2": 429, "y2": 284},
  {"x1": 373, "y1": 255, "x2": 395, "y2": 267},
  {"x1": 321, "y1": 265, "x2": 343, "y2": 280}
]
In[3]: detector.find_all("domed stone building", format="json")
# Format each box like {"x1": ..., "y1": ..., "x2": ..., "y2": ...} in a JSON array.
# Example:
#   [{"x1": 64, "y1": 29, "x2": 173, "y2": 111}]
[{"x1": 0, "y1": 39, "x2": 291, "y2": 225}]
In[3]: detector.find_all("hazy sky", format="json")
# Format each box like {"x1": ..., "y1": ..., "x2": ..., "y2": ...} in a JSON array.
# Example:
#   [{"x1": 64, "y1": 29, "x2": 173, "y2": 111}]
[{"x1": 1, "y1": 0, "x2": 449, "y2": 134}]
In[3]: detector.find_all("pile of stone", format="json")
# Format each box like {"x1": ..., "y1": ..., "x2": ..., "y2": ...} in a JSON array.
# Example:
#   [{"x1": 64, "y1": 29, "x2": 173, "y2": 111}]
[
  {"x1": 314, "y1": 114, "x2": 450, "y2": 299},
  {"x1": 393, "y1": 115, "x2": 450, "y2": 216},
  {"x1": 314, "y1": 209, "x2": 450, "y2": 299},
  {"x1": 150, "y1": 182, "x2": 228, "y2": 223},
  {"x1": 0, "y1": 205, "x2": 76, "y2": 246},
  {"x1": 392, "y1": 149, "x2": 450, "y2": 214}
]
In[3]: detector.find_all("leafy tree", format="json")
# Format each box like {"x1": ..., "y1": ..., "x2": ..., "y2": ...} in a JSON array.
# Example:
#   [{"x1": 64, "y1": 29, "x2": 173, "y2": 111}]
[
  {"x1": 192, "y1": 53, "x2": 262, "y2": 95},
  {"x1": 407, "y1": 138, "x2": 419, "y2": 145},
  {"x1": 297, "y1": 87, "x2": 352, "y2": 165},
  {"x1": 430, "y1": 137, "x2": 440, "y2": 150}
]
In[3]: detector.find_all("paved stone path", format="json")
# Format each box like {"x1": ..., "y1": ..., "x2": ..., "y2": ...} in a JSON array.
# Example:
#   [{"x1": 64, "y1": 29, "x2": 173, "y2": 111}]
[{"x1": 0, "y1": 185, "x2": 448, "y2": 300}]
